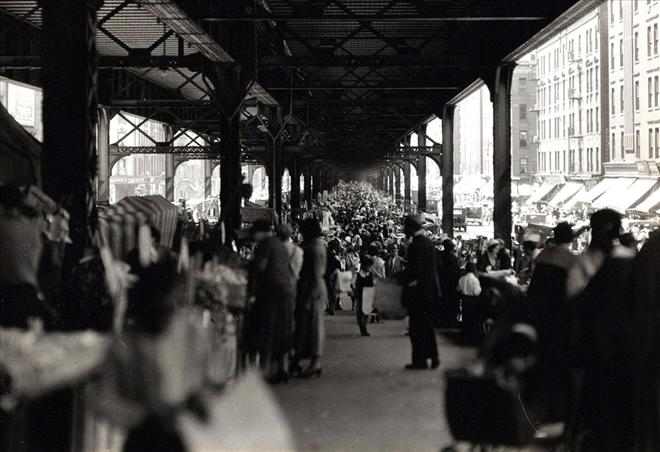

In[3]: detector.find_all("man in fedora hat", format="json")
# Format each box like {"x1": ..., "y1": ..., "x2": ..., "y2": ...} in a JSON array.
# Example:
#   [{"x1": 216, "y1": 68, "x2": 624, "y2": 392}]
[{"x1": 401, "y1": 214, "x2": 442, "y2": 370}]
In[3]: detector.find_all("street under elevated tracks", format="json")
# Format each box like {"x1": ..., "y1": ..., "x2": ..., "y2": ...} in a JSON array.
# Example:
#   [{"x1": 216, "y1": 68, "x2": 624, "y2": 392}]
[{"x1": 273, "y1": 313, "x2": 476, "y2": 452}]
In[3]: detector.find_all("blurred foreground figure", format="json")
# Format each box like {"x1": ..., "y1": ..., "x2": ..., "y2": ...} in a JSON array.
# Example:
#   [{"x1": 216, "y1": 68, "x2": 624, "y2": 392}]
[
  {"x1": 291, "y1": 218, "x2": 327, "y2": 378},
  {"x1": 631, "y1": 230, "x2": 660, "y2": 452},
  {"x1": 571, "y1": 209, "x2": 636, "y2": 451}
]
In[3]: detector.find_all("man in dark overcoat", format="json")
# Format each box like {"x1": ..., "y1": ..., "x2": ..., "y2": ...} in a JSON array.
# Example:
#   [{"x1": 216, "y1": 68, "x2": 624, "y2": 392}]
[{"x1": 402, "y1": 215, "x2": 442, "y2": 370}]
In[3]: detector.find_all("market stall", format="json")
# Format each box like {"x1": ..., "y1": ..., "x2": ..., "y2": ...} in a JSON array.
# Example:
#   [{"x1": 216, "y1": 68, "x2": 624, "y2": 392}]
[{"x1": 97, "y1": 195, "x2": 178, "y2": 258}]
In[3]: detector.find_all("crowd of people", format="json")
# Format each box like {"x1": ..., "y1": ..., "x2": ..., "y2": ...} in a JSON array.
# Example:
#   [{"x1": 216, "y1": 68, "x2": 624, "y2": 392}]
[{"x1": 4, "y1": 176, "x2": 660, "y2": 451}]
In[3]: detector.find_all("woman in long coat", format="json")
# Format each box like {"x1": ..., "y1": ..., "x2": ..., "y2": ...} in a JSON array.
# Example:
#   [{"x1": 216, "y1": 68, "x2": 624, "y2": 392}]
[{"x1": 292, "y1": 218, "x2": 327, "y2": 378}]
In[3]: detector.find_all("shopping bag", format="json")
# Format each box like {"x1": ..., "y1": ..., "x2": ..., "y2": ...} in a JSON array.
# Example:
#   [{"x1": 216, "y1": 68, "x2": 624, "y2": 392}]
[{"x1": 361, "y1": 286, "x2": 375, "y2": 315}]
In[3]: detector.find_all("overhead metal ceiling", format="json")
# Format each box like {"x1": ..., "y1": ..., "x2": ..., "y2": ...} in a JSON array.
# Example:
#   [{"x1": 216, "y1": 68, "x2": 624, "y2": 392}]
[{"x1": 0, "y1": 0, "x2": 600, "y2": 164}]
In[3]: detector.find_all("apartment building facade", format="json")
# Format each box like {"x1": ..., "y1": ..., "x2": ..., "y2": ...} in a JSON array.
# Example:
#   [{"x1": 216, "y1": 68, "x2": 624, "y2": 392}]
[
  {"x1": 533, "y1": 7, "x2": 603, "y2": 179},
  {"x1": 608, "y1": 0, "x2": 660, "y2": 177}
]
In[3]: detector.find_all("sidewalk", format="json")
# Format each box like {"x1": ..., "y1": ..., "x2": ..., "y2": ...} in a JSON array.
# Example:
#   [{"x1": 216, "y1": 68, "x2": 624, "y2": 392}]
[{"x1": 272, "y1": 312, "x2": 476, "y2": 452}]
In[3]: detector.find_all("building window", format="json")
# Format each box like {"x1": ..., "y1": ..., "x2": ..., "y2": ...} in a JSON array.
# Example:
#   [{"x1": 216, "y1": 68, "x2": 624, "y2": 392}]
[
  {"x1": 635, "y1": 32, "x2": 640, "y2": 61},
  {"x1": 656, "y1": 24, "x2": 660, "y2": 55},
  {"x1": 612, "y1": 132, "x2": 616, "y2": 160},
  {"x1": 621, "y1": 85, "x2": 625, "y2": 112},
  {"x1": 612, "y1": 0, "x2": 616, "y2": 22},
  {"x1": 636, "y1": 80, "x2": 640, "y2": 110},
  {"x1": 621, "y1": 131, "x2": 625, "y2": 159},
  {"x1": 620, "y1": 39, "x2": 624, "y2": 67},
  {"x1": 650, "y1": 129, "x2": 654, "y2": 158},
  {"x1": 655, "y1": 75, "x2": 659, "y2": 107},
  {"x1": 611, "y1": 42, "x2": 616, "y2": 69},
  {"x1": 612, "y1": 87, "x2": 616, "y2": 115},
  {"x1": 579, "y1": 148, "x2": 584, "y2": 173},
  {"x1": 520, "y1": 104, "x2": 527, "y2": 120},
  {"x1": 619, "y1": 0, "x2": 623, "y2": 19},
  {"x1": 656, "y1": 128, "x2": 660, "y2": 158},
  {"x1": 596, "y1": 107, "x2": 599, "y2": 131},
  {"x1": 635, "y1": 0, "x2": 639, "y2": 12},
  {"x1": 649, "y1": 26, "x2": 653, "y2": 56},
  {"x1": 649, "y1": 77, "x2": 653, "y2": 108},
  {"x1": 520, "y1": 131, "x2": 528, "y2": 147},
  {"x1": 520, "y1": 158, "x2": 528, "y2": 175},
  {"x1": 636, "y1": 129, "x2": 641, "y2": 158}
]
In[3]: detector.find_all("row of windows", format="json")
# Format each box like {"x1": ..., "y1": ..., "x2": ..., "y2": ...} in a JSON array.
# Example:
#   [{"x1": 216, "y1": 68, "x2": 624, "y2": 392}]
[
  {"x1": 538, "y1": 109, "x2": 600, "y2": 140},
  {"x1": 610, "y1": 128, "x2": 660, "y2": 161},
  {"x1": 538, "y1": 148, "x2": 600, "y2": 174},
  {"x1": 537, "y1": 66, "x2": 599, "y2": 110},
  {"x1": 629, "y1": 25, "x2": 660, "y2": 64},
  {"x1": 612, "y1": 76, "x2": 660, "y2": 116},
  {"x1": 537, "y1": 23, "x2": 599, "y2": 78}
]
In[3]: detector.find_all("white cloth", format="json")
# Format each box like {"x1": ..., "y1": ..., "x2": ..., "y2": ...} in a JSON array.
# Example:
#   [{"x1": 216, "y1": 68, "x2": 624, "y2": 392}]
[{"x1": 457, "y1": 273, "x2": 482, "y2": 296}]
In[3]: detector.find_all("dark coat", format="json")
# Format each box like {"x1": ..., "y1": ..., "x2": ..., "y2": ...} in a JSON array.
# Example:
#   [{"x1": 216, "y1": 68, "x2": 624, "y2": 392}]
[{"x1": 403, "y1": 234, "x2": 442, "y2": 314}]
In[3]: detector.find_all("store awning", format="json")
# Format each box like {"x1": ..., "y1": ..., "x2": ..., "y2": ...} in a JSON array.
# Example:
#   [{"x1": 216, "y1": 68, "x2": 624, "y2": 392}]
[
  {"x1": 629, "y1": 183, "x2": 660, "y2": 213},
  {"x1": 567, "y1": 178, "x2": 620, "y2": 208},
  {"x1": 547, "y1": 182, "x2": 584, "y2": 208},
  {"x1": 526, "y1": 183, "x2": 557, "y2": 204},
  {"x1": 592, "y1": 178, "x2": 638, "y2": 211}
]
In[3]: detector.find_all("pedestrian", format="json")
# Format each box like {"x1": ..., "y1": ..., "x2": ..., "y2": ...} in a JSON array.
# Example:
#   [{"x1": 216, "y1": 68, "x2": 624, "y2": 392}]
[
  {"x1": 457, "y1": 262, "x2": 482, "y2": 344},
  {"x1": 630, "y1": 230, "x2": 660, "y2": 452},
  {"x1": 401, "y1": 214, "x2": 441, "y2": 370},
  {"x1": 569, "y1": 209, "x2": 636, "y2": 451},
  {"x1": 277, "y1": 223, "x2": 303, "y2": 281},
  {"x1": 250, "y1": 220, "x2": 297, "y2": 383},
  {"x1": 477, "y1": 239, "x2": 502, "y2": 273},
  {"x1": 354, "y1": 255, "x2": 374, "y2": 337},
  {"x1": 438, "y1": 239, "x2": 461, "y2": 328},
  {"x1": 526, "y1": 222, "x2": 578, "y2": 425},
  {"x1": 291, "y1": 218, "x2": 327, "y2": 378}
]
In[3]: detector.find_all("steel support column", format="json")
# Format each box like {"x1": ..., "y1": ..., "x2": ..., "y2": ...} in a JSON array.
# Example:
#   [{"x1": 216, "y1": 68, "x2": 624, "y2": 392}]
[
  {"x1": 40, "y1": 0, "x2": 101, "y2": 265},
  {"x1": 289, "y1": 157, "x2": 301, "y2": 220},
  {"x1": 492, "y1": 63, "x2": 516, "y2": 247},
  {"x1": 417, "y1": 124, "x2": 427, "y2": 212},
  {"x1": 266, "y1": 140, "x2": 283, "y2": 216},
  {"x1": 219, "y1": 114, "x2": 242, "y2": 237},
  {"x1": 97, "y1": 107, "x2": 111, "y2": 204},
  {"x1": 204, "y1": 160, "x2": 213, "y2": 199},
  {"x1": 403, "y1": 164, "x2": 411, "y2": 211},
  {"x1": 441, "y1": 104, "x2": 456, "y2": 236},
  {"x1": 164, "y1": 126, "x2": 175, "y2": 202},
  {"x1": 394, "y1": 166, "x2": 402, "y2": 202}
]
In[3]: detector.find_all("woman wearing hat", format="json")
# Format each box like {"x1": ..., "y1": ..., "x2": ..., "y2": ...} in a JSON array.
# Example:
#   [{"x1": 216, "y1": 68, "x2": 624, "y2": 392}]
[{"x1": 477, "y1": 239, "x2": 503, "y2": 273}]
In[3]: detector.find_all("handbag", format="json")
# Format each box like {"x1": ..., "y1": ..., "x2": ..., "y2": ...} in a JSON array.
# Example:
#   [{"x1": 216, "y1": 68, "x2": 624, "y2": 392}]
[{"x1": 445, "y1": 368, "x2": 536, "y2": 447}]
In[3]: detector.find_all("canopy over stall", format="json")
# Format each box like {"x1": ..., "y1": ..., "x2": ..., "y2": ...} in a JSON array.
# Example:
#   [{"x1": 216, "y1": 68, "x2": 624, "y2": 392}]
[
  {"x1": 628, "y1": 182, "x2": 660, "y2": 214},
  {"x1": 547, "y1": 182, "x2": 585, "y2": 208},
  {"x1": 98, "y1": 195, "x2": 178, "y2": 258},
  {"x1": 592, "y1": 178, "x2": 640, "y2": 211},
  {"x1": 0, "y1": 102, "x2": 40, "y2": 186},
  {"x1": 526, "y1": 183, "x2": 558, "y2": 205},
  {"x1": 565, "y1": 177, "x2": 620, "y2": 209}
]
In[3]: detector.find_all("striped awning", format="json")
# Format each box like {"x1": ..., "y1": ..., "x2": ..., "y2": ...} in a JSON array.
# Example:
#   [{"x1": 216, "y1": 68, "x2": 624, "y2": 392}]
[
  {"x1": 547, "y1": 182, "x2": 585, "y2": 208},
  {"x1": 98, "y1": 195, "x2": 178, "y2": 259}
]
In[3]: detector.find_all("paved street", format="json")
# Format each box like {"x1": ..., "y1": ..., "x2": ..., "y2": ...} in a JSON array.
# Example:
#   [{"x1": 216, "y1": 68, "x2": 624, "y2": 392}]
[{"x1": 272, "y1": 312, "x2": 477, "y2": 452}]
